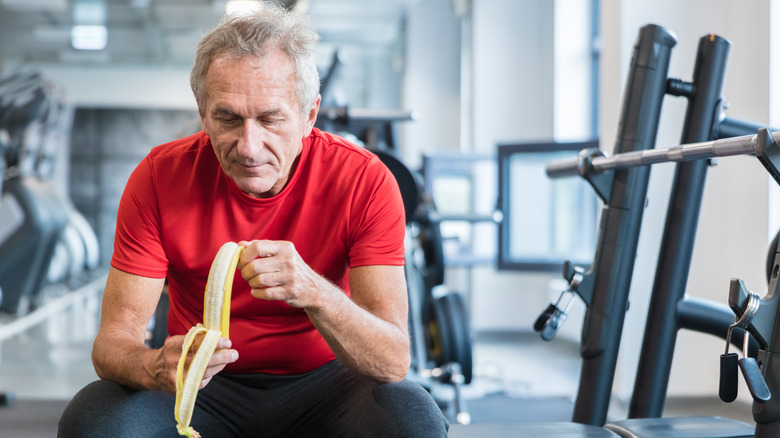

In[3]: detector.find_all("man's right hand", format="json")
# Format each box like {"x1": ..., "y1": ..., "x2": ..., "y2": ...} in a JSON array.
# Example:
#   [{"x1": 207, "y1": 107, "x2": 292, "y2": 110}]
[
  {"x1": 92, "y1": 267, "x2": 239, "y2": 394},
  {"x1": 157, "y1": 334, "x2": 239, "y2": 394}
]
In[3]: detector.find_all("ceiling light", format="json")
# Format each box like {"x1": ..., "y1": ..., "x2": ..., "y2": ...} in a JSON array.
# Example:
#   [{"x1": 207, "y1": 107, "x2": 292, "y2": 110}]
[
  {"x1": 73, "y1": 0, "x2": 106, "y2": 25},
  {"x1": 225, "y1": 0, "x2": 263, "y2": 16},
  {"x1": 71, "y1": 25, "x2": 108, "y2": 50}
]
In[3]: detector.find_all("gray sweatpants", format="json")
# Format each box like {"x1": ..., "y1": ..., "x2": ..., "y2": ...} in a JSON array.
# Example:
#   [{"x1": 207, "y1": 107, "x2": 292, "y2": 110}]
[{"x1": 58, "y1": 360, "x2": 448, "y2": 437}]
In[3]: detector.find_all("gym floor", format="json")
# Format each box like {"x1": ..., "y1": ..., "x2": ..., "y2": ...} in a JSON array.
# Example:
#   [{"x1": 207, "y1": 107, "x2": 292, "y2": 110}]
[{"x1": 0, "y1": 286, "x2": 755, "y2": 437}]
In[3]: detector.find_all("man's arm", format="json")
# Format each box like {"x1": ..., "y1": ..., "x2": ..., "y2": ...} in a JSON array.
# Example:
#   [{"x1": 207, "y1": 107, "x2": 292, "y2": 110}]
[
  {"x1": 309, "y1": 264, "x2": 410, "y2": 382},
  {"x1": 238, "y1": 240, "x2": 411, "y2": 383},
  {"x1": 92, "y1": 267, "x2": 238, "y2": 394}
]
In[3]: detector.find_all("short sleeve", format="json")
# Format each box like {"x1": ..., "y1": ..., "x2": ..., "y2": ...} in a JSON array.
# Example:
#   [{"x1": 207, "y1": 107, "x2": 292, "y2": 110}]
[
  {"x1": 347, "y1": 155, "x2": 406, "y2": 267},
  {"x1": 110, "y1": 156, "x2": 169, "y2": 278}
]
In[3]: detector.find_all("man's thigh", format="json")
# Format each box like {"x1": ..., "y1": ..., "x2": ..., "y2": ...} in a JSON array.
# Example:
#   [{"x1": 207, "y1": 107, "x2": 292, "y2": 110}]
[
  {"x1": 58, "y1": 379, "x2": 229, "y2": 438},
  {"x1": 203, "y1": 361, "x2": 447, "y2": 437},
  {"x1": 60, "y1": 362, "x2": 447, "y2": 437}
]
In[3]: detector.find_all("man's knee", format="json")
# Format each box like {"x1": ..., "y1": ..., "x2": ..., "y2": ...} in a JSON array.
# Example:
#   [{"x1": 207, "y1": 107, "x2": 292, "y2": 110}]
[
  {"x1": 371, "y1": 380, "x2": 449, "y2": 437},
  {"x1": 58, "y1": 380, "x2": 174, "y2": 438}
]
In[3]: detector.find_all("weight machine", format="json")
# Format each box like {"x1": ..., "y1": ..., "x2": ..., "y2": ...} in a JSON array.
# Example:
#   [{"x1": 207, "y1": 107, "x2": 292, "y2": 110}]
[
  {"x1": 454, "y1": 22, "x2": 774, "y2": 437},
  {"x1": 0, "y1": 71, "x2": 103, "y2": 406},
  {"x1": 535, "y1": 24, "x2": 780, "y2": 437},
  {"x1": 369, "y1": 147, "x2": 475, "y2": 425},
  {"x1": 454, "y1": 22, "x2": 678, "y2": 438},
  {"x1": 548, "y1": 129, "x2": 780, "y2": 437}
]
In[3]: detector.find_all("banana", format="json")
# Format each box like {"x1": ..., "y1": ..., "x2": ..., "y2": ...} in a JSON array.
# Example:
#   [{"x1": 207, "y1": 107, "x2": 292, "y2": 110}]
[{"x1": 174, "y1": 242, "x2": 244, "y2": 437}]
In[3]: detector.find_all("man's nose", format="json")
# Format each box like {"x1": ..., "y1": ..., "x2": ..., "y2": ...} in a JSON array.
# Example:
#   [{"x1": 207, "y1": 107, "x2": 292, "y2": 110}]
[{"x1": 236, "y1": 120, "x2": 264, "y2": 157}]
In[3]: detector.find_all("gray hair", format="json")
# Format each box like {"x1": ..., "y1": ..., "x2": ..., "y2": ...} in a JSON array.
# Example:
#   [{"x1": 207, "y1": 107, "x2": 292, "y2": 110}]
[{"x1": 190, "y1": 3, "x2": 320, "y2": 115}]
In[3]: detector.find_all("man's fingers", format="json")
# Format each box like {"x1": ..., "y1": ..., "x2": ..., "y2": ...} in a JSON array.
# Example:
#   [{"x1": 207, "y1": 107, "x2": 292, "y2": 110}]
[
  {"x1": 197, "y1": 348, "x2": 238, "y2": 388},
  {"x1": 210, "y1": 348, "x2": 239, "y2": 367},
  {"x1": 216, "y1": 337, "x2": 232, "y2": 350},
  {"x1": 237, "y1": 240, "x2": 283, "y2": 268}
]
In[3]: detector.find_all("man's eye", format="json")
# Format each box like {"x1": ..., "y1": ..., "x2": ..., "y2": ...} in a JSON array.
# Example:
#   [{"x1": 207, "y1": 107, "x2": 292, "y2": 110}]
[{"x1": 217, "y1": 117, "x2": 240, "y2": 126}]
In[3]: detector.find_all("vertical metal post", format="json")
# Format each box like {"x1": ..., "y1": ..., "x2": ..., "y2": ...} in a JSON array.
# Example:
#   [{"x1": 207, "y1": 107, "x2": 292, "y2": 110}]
[
  {"x1": 571, "y1": 24, "x2": 676, "y2": 426},
  {"x1": 628, "y1": 34, "x2": 731, "y2": 418}
]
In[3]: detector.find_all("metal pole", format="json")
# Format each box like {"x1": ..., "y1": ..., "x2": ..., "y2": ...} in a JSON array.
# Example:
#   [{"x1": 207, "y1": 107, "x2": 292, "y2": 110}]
[
  {"x1": 547, "y1": 130, "x2": 769, "y2": 178},
  {"x1": 571, "y1": 24, "x2": 676, "y2": 426},
  {"x1": 629, "y1": 33, "x2": 731, "y2": 419}
]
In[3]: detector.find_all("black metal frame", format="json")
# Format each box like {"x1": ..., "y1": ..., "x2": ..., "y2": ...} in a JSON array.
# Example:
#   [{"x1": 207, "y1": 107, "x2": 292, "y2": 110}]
[
  {"x1": 628, "y1": 31, "x2": 732, "y2": 419},
  {"x1": 564, "y1": 24, "x2": 677, "y2": 426},
  {"x1": 732, "y1": 233, "x2": 780, "y2": 436},
  {"x1": 629, "y1": 33, "x2": 775, "y2": 419},
  {"x1": 537, "y1": 24, "x2": 773, "y2": 426}
]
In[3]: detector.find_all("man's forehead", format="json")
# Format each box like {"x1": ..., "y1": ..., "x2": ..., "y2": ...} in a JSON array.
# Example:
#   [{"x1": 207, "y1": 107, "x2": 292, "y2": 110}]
[{"x1": 208, "y1": 49, "x2": 290, "y2": 72}]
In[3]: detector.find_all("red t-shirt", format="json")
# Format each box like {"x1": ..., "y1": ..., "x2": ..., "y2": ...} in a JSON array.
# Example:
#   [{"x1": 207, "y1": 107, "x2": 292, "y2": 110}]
[{"x1": 111, "y1": 128, "x2": 405, "y2": 375}]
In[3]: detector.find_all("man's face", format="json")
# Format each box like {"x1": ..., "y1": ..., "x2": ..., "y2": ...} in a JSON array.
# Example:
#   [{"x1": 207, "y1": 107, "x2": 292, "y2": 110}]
[{"x1": 200, "y1": 50, "x2": 319, "y2": 198}]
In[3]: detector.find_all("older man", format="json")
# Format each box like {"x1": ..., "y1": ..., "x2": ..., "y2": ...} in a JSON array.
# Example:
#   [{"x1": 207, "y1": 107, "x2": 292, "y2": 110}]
[{"x1": 59, "y1": 4, "x2": 447, "y2": 437}]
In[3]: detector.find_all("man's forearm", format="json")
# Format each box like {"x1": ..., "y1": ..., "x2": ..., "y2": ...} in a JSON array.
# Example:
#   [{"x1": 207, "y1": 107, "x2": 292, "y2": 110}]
[
  {"x1": 92, "y1": 331, "x2": 166, "y2": 392},
  {"x1": 95, "y1": 268, "x2": 169, "y2": 391},
  {"x1": 304, "y1": 282, "x2": 411, "y2": 383}
]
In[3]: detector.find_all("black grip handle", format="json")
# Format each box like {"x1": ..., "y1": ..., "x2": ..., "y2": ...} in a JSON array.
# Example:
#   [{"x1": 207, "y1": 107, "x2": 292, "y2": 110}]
[
  {"x1": 739, "y1": 357, "x2": 771, "y2": 403},
  {"x1": 719, "y1": 353, "x2": 739, "y2": 403}
]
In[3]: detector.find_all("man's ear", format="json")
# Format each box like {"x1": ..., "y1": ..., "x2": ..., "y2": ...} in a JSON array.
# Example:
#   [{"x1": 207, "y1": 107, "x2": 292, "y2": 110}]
[
  {"x1": 302, "y1": 95, "x2": 321, "y2": 138},
  {"x1": 197, "y1": 101, "x2": 208, "y2": 133}
]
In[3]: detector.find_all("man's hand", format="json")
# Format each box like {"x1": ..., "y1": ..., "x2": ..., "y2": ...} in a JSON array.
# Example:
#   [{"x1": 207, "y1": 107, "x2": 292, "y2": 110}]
[
  {"x1": 92, "y1": 267, "x2": 239, "y2": 394},
  {"x1": 237, "y1": 240, "x2": 334, "y2": 309},
  {"x1": 156, "y1": 335, "x2": 238, "y2": 394}
]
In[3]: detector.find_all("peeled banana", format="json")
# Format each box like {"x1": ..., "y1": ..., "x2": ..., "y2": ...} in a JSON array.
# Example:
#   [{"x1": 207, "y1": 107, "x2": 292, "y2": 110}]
[{"x1": 174, "y1": 241, "x2": 244, "y2": 437}]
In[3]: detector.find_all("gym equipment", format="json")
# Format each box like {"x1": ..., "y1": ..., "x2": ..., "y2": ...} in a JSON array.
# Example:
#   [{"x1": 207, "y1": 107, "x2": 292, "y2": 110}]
[
  {"x1": 549, "y1": 128, "x2": 780, "y2": 437},
  {"x1": 538, "y1": 24, "x2": 776, "y2": 431},
  {"x1": 0, "y1": 71, "x2": 100, "y2": 312},
  {"x1": 315, "y1": 48, "x2": 417, "y2": 151},
  {"x1": 0, "y1": 71, "x2": 103, "y2": 409},
  {"x1": 0, "y1": 71, "x2": 100, "y2": 302},
  {"x1": 0, "y1": 176, "x2": 70, "y2": 313},
  {"x1": 316, "y1": 106, "x2": 417, "y2": 151},
  {"x1": 0, "y1": 72, "x2": 72, "y2": 314},
  {"x1": 553, "y1": 128, "x2": 780, "y2": 437},
  {"x1": 627, "y1": 31, "x2": 772, "y2": 421},
  {"x1": 374, "y1": 148, "x2": 474, "y2": 424},
  {"x1": 497, "y1": 23, "x2": 767, "y2": 438},
  {"x1": 548, "y1": 32, "x2": 774, "y2": 425},
  {"x1": 460, "y1": 22, "x2": 773, "y2": 438},
  {"x1": 455, "y1": 23, "x2": 677, "y2": 438},
  {"x1": 535, "y1": 23, "x2": 676, "y2": 426},
  {"x1": 724, "y1": 230, "x2": 780, "y2": 436},
  {"x1": 547, "y1": 129, "x2": 780, "y2": 181},
  {"x1": 338, "y1": 87, "x2": 471, "y2": 394},
  {"x1": 549, "y1": 133, "x2": 780, "y2": 437}
]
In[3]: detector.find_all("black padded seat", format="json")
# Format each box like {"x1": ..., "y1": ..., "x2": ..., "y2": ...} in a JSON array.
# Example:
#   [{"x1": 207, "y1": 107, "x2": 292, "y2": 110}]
[
  {"x1": 604, "y1": 417, "x2": 754, "y2": 437},
  {"x1": 371, "y1": 149, "x2": 421, "y2": 225},
  {"x1": 448, "y1": 423, "x2": 620, "y2": 437}
]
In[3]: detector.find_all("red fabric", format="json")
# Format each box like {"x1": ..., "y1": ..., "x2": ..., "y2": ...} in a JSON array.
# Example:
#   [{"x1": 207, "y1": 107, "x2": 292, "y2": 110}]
[{"x1": 111, "y1": 128, "x2": 405, "y2": 374}]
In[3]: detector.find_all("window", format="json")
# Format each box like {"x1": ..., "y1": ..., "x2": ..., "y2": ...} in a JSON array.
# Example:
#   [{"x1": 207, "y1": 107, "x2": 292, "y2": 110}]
[
  {"x1": 422, "y1": 154, "x2": 497, "y2": 266},
  {"x1": 497, "y1": 141, "x2": 600, "y2": 272}
]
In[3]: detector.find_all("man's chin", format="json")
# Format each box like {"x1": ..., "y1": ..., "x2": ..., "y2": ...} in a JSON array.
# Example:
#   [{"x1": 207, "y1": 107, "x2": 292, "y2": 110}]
[{"x1": 235, "y1": 178, "x2": 276, "y2": 199}]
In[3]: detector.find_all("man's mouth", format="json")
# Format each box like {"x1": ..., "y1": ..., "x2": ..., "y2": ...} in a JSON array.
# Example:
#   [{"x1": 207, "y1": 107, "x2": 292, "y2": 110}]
[{"x1": 237, "y1": 161, "x2": 265, "y2": 170}]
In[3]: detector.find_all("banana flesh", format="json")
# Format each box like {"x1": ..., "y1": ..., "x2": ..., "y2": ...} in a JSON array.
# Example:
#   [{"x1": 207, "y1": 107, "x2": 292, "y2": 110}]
[{"x1": 174, "y1": 242, "x2": 244, "y2": 437}]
